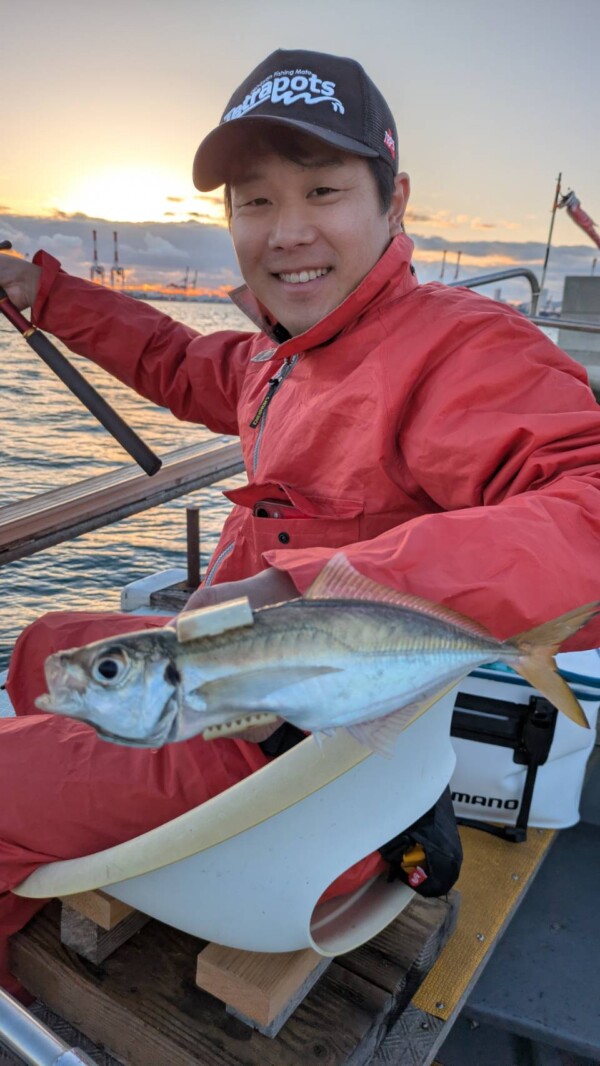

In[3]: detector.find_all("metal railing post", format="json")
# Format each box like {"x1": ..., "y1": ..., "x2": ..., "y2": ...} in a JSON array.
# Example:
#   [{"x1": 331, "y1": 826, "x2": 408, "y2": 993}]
[
  {"x1": 0, "y1": 989, "x2": 96, "y2": 1065},
  {"x1": 447, "y1": 268, "x2": 541, "y2": 316}
]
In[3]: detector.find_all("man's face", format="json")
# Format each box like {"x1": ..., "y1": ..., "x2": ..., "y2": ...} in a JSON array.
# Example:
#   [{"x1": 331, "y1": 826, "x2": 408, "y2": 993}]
[{"x1": 229, "y1": 147, "x2": 409, "y2": 336}]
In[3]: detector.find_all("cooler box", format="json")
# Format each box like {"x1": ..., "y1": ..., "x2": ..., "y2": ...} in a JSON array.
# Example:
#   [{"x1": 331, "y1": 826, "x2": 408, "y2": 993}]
[{"x1": 449, "y1": 649, "x2": 600, "y2": 835}]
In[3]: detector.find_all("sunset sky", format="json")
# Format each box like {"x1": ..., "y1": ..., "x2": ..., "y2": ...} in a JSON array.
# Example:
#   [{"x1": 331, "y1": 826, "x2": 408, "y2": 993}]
[{"x1": 2, "y1": 0, "x2": 599, "y2": 301}]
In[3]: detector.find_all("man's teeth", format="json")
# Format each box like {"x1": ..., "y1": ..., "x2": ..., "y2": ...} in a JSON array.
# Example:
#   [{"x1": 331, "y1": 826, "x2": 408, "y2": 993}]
[{"x1": 278, "y1": 268, "x2": 330, "y2": 284}]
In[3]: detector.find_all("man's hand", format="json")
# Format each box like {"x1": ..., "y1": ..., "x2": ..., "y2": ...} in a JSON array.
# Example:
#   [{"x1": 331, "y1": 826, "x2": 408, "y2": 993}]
[
  {"x1": 177, "y1": 567, "x2": 299, "y2": 744},
  {"x1": 180, "y1": 566, "x2": 298, "y2": 614},
  {"x1": 0, "y1": 253, "x2": 42, "y2": 311}
]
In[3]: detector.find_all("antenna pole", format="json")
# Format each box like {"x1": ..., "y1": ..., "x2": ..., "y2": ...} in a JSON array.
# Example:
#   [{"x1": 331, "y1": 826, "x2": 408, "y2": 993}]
[{"x1": 539, "y1": 172, "x2": 562, "y2": 311}]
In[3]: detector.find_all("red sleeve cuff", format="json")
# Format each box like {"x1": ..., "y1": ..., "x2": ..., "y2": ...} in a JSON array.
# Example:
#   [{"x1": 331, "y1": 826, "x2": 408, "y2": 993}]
[{"x1": 31, "y1": 250, "x2": 64, "y2": 327}]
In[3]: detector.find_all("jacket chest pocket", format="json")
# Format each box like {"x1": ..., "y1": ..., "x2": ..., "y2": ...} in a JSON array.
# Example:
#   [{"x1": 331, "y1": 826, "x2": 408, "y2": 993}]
[{"x1": 250, "y1": 509, "x2": 362, "y2": 557}]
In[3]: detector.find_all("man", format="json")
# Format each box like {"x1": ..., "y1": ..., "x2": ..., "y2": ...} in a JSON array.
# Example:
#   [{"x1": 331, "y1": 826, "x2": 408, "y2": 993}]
[{"x1": 1, "y1": 48, "x2": 599, "y2": 998}]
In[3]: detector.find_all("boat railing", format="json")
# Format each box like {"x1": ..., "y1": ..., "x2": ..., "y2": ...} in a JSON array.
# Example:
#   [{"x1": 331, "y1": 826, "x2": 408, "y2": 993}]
[
  {"x1": 529, "y1": 316, "x2": 600, "y2": 334},
  {"x1": 448, "y1": 267, "x2": 600, "y2": 335},
  {"x1": 448, "y1": 267, "x2": 542, "y2": 315},
  {"x1": 0, "y1": 436, "x2": 243, "y2": 567}
]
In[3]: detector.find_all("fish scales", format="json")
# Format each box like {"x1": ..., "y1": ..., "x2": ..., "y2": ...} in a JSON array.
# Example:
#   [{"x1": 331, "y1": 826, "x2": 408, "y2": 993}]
[{"x1": 35, "y1": 554, "x2": 600, "y2": 750}]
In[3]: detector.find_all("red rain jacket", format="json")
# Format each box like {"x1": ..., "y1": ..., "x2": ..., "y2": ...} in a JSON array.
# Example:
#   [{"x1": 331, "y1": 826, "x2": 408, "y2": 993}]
[
  {"x1": 3, "y1": 232, "x2": 598, "y2": 994},
  {"x1": 32, "y1": 233, "x2": 600, "y2": 649}
]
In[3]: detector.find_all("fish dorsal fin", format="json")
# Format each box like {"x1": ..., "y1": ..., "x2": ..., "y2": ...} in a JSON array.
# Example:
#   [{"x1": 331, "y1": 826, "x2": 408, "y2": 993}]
[{"x1": 306, "y1": 554, "x2": 495, "y2": 641}]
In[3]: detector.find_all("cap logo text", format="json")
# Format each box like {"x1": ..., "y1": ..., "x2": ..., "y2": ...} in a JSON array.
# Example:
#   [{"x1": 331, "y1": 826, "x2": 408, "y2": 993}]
[
  {"x1": 223, "y1": 69, "x2": 345, "y2": 123},
  {"x1": 384, "y1": 128, "x2": 396, "y2": 159}
]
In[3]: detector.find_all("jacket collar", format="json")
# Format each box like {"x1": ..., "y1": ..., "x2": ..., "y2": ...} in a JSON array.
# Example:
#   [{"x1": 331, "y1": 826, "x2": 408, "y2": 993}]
[{"x1": 230, "y1": 233, "x2": 418, "y2": 355}]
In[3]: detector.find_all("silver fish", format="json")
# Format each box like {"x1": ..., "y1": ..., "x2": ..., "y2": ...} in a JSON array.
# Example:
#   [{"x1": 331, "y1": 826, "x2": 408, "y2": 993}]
[{"x1": 36, "y1": 555, "x2": 598, "y2": 753}]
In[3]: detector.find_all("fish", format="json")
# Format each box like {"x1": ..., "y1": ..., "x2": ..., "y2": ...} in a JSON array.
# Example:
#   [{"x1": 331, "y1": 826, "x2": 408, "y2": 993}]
[{"x1": 35, "y1": 554, "x2": 600, "y2": 754}]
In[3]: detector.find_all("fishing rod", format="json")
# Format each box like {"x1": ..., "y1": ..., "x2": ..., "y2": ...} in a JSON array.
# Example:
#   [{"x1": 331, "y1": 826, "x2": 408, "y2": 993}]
[{"x1": 0, "y1": 240, "x2": 162, "y2": 475}]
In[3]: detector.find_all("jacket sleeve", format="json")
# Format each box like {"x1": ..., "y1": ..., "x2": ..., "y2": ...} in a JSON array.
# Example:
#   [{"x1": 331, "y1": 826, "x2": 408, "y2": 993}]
[
  {"x1": 31, "y1": 251, "x2": 254, "y2": 435},
  {"x1": 265, "y1": 310, "x2": 600, "y2": 651}
]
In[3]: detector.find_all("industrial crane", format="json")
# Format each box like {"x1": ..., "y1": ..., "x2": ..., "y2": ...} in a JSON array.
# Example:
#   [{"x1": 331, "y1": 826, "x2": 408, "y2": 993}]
[
  {"x1": 90, "y1": 230, "x2": 105, "y2": 284},
  {"x1": 110, "y1": 231, "x2": 126, "y2": 288}
]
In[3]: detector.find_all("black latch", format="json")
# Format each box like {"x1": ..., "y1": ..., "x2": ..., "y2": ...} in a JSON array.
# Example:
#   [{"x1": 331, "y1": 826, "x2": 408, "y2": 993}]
[
  {"x1": 451, "y1": 690, "x2": 559, "y2": 843},
  {"x1": 514, "y1": 696, "x2": 557, "y2": 767}
]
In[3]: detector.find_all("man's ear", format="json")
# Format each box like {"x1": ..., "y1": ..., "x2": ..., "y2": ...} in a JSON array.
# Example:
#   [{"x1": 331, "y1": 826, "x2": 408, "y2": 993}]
[{"x1": 388, "y1": 173, "x2": 410, "y2": 237}]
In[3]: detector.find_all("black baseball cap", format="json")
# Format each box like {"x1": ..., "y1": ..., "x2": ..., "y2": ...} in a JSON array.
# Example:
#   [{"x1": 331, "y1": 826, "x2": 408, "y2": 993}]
[{"x1": 193, "y1": 48, "x2": 398, "y2": 191}]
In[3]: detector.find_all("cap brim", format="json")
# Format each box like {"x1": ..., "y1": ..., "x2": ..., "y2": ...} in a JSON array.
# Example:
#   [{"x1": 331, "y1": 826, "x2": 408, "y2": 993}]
[{"x1": 192, "y1": 115, "x2": 378, "y2": 191}]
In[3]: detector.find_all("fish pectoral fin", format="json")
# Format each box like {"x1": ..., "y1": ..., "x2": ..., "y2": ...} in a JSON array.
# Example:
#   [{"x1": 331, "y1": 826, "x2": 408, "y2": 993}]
[
  {"x1": 192, "y1": 665, "x2": 342, "y2": 709},
  {"x1": 343, "y1": 680, "x2": 459, "y2": 757}
]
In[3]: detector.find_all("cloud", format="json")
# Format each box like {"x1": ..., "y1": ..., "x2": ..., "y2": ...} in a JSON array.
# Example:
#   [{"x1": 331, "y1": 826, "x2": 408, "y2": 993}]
[
  {"x1": 0, "y1": 212, "x2": 242, "y2": 292},
  {"x1": 139, "y1": 232, "x2": 188, "y2": 263},
  {"x1": 470, "y1": 217, "x2": 520, "y2": 232},
  {"x1": 186, "y1": 211, "x2": 219, "y2": 221},
  {"x1": 37, "y1": 233, "x2": 84, "y2": 258},
  {"x1": 410, "y1": 234, "x2": 597, "y2": 304},
  {"x1": 405, "y1": 211, "x2": 433, "y2": 223},
  {"x1": 1, "y1": 209, "x2": 596, "y2": 303},
  {"x1": 406, "y1": 206, "x2": 521, "y2": 235}
]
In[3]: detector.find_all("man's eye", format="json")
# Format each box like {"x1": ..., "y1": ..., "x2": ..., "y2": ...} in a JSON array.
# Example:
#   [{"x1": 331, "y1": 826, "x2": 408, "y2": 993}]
[{"x1": 310, "y1": 187, "x2": 337, "y2": 197}]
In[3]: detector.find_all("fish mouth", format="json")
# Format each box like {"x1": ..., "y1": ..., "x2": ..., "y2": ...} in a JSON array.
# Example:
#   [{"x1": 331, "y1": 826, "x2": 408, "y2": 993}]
[
  {"x1": 202, "y1": 711, "x2": 279, "y2": 741},
  {"x1": 35, "y1": 692, "x2": 78, "y2": 715},
  {"x1": 85, "y1": 697, "x2": 180, "y2": 749}
]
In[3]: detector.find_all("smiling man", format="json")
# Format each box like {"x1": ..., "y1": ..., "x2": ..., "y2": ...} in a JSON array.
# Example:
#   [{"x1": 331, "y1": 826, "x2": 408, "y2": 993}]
[
  {"x1": 223, "y1": 135, "x2": 408, "y2": 337},
  {"x1": 203, "y1": 53, "x2": 409, "y2": 340},
  {"x1": 1, "y1": 48, "x2": 600, "y2": 1000}
]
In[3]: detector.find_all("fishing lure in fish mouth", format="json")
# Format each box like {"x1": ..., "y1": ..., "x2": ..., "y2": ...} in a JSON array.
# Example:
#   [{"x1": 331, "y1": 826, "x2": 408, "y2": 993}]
[{"x1": 36, "y1": 554, "x2": 600, "y2": 756}]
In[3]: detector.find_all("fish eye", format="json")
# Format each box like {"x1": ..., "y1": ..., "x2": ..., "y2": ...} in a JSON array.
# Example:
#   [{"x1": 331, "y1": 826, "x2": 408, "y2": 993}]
[{"x1": 91, "y1": 649, "x2": 130, "y2": 686}]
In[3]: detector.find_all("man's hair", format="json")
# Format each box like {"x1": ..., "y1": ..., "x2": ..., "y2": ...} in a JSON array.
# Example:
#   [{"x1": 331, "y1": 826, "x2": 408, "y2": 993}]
[{"x1": 223, "y1": 124, "x2": 395, "y2": 221}]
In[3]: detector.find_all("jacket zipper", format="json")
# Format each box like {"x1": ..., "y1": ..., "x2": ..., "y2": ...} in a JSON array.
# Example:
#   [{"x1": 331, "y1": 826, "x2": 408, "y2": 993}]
[
  {"x1": 250, "y1": 355, "x2": 299, "y2": 475},
  {"x1": 203, "y1": 540, "x2": 235, "y2": 587}
]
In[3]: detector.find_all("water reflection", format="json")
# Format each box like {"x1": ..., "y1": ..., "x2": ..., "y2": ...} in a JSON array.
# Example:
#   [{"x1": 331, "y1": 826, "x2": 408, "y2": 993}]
[{"x1": 0, "y1": 299, "x2": 254, "y2": 666}]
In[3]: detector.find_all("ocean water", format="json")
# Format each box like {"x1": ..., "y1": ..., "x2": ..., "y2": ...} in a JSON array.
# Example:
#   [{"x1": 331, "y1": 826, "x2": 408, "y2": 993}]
[{"x1": 0, "y1": 299, "x2": 255, "y2": 669}]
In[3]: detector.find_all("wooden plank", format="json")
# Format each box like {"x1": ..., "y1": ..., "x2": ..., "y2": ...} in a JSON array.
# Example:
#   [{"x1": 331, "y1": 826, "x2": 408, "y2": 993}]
[
  {"x1": 0, "y1": 437, "x2": 243, "y2": 565},
  {"x1": 150, "y1": 583, "x2": 191, "y2": 611},
  {"x1": 10, "y1": 905, "x2": 395, "y2": 1066},
  {"x1": 60, "y1": 903, "x2": 149, "y2": 965},
  {"x1": 61, "y1": 889, "x2": 136, "y2": 930},
  {"x1": 195, "y1": 942, "x2": 330, "y2": 1033},
  {"x1": 338, "y1": 892, "x2": 459, "y2": 998}
]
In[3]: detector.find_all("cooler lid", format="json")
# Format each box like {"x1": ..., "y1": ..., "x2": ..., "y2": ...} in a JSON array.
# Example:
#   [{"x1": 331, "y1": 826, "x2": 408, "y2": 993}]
[{"x1": 471, "y1": 648, "x2": 600, "y2": 698}]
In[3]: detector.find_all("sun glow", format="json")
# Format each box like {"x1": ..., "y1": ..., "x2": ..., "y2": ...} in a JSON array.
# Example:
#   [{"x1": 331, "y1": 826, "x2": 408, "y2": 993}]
[{"x1": 55, "y1": 165, "x2": 226, "y2": 225}]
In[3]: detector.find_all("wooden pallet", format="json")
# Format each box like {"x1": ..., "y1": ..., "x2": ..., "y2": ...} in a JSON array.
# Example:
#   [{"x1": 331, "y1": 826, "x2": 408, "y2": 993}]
[{"x1": 10, "y1": 889, "x2": 459, "y2": 1066}]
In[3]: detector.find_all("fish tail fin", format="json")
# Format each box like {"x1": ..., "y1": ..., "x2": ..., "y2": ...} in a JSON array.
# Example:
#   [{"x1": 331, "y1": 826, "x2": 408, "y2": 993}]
[{"x1": 511, "y1": 601, "x2": 600, "y2": 729}]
